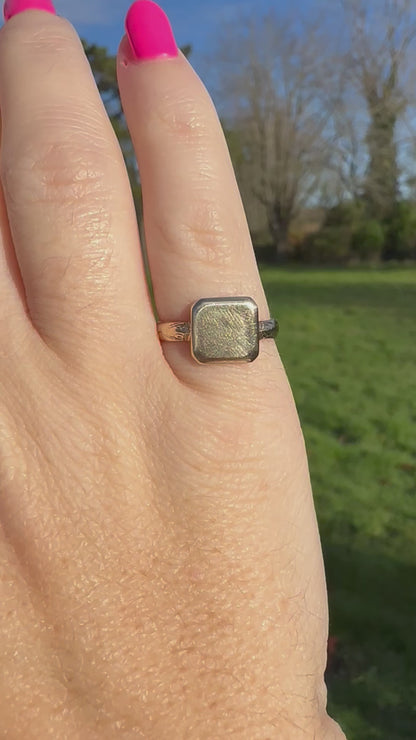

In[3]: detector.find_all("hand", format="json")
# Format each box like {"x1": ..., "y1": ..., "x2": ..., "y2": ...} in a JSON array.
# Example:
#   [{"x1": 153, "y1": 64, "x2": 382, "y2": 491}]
[{"x1": 0, "y1": 2, "x2": 345, "y2": 737}]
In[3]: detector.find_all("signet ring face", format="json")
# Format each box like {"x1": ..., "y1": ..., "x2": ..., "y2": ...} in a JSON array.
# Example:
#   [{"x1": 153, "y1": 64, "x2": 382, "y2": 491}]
[
  {"x1": 156, "y1": 297, "x2": 279, "y2": 365},
  {"x1": 191, "y1": 297, "x2": 259, "y2": 364}
]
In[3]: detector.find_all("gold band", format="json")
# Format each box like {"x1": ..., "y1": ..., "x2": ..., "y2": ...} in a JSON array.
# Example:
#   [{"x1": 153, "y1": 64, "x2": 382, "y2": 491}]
[
  {"x1": 157, "y1": 321, "x2": 191, "y2": 342},
  {"x1": 157, "y1": 319, "x2": 278, "y2": 342}
]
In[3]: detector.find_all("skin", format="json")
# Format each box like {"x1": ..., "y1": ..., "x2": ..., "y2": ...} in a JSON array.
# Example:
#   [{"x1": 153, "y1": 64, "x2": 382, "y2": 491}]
[{"x1": 0, "y1": 10, "x2": 346, "y2": 739}]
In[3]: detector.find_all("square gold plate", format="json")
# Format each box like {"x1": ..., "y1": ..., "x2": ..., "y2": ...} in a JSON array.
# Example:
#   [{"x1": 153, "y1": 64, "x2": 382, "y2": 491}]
[{"x1": 191, "y1": 297, "x2": 259, "y2": 364}]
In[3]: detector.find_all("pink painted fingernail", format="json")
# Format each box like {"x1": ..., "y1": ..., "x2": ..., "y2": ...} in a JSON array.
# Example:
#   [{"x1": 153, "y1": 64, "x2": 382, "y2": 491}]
[
  {"x1": 4, "y1": 0, "x2": 56, "y2": 21},
  {"x1": 125, "y1": 0, "x2": 178, "y2": 61}
]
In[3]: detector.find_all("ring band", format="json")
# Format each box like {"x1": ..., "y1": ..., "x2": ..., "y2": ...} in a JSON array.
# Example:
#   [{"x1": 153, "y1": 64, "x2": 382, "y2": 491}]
[
  {"x1": 157, "y1": 319, "x2": 278, "y2": 342},
  {"x1": 157, "y1": 297, "x2": 279, "y2": 365}
]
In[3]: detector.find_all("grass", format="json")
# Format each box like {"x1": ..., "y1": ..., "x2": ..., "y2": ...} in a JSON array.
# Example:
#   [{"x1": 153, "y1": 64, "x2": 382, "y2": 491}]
[{"x1": 259, "y1": 266, "x2": 416, "y2": 739}]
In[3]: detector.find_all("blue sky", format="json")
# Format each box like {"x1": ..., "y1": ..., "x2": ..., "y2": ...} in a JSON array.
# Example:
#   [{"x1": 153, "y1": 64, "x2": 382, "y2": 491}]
[
  {"x1": 55, "y1": 0, "x2": 263, "y2": 59},
  {"x1": 54, "y1": 0, "x2": 324, "y2": 75}
]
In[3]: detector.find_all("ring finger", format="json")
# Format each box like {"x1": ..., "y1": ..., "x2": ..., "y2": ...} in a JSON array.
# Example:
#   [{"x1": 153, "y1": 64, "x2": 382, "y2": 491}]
[{"x1": 117, "y1": 1, "x2": 280, "y2": 386}]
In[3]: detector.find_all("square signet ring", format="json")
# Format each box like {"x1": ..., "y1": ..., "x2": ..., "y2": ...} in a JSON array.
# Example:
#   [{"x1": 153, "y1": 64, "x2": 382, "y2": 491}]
[{"x1": 157, "y1": 297, "x2": 279, "y2": 364}]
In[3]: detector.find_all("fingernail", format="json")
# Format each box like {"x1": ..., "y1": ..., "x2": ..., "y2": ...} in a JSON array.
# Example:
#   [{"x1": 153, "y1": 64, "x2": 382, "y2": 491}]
[
  {"x1": 4, "y1": 0, "x2": 56, "y2": 21},
  {"x1": 125, "y1": 0, "x2": 178, "y2": 61}
]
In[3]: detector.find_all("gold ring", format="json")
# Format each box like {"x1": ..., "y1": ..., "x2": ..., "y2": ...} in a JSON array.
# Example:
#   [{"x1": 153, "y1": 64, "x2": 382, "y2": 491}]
[{"x1": 157, "y1": 297, "x2": 279, "y2": 365}]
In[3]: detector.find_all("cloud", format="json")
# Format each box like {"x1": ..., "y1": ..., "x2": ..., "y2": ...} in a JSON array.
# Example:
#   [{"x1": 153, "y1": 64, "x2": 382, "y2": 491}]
[{"x1": 55, "y1": 0, "x2": 120, "y2": 26}]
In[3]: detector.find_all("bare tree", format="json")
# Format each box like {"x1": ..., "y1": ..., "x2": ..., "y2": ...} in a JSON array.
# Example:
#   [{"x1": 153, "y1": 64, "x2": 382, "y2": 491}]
[
  {"x1": 325, "y1": 77, "x2": 368, "y2": 203},
  {"x1": 342, "y1": 0, "x2": 416, "y2": 217},
  {"x1": 209, "y1": 0, "x2": 416, "y2": 258},
  {"x1": 212, "y1": 12, "x2": 332, "y2": 258}
]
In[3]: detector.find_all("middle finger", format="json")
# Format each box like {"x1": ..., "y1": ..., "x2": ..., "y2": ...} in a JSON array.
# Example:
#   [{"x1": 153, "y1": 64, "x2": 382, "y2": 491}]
[{"x1": 0, "y1": 8, "x2": 157, "y2": 366}]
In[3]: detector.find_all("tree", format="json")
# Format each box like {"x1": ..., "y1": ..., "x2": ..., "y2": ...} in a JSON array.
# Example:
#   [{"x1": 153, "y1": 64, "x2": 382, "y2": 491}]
[
  {"x1": 343, "y1": 0, "x2": 416, "y2": 219},
  {"x1": 325, "y1": 81, "x2": 367, "y2": 204},
  {"x1": 212, "y1": 13, "x2": 332, "y2": 259}
]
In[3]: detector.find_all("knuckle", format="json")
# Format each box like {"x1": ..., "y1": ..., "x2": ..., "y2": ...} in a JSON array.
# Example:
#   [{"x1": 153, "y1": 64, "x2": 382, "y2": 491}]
[
  {"x1": 147, "y1": 90, "x2": 247, "y2": 269},
  {"x1": 27, "y1": 17, "x2": 79, "y2": 51},
  {"x1": 1, "y1": 15, "x2": 79, "y2": 59},
  {"x1": 156, "y1": 198, "x2": 234, "y2": 269},
  {"x1": 152, "y1": 90, "x2": 215, "y2": 146},
  {"x1": 1, "y1": 137, "x2": 114, "y2": 209}
]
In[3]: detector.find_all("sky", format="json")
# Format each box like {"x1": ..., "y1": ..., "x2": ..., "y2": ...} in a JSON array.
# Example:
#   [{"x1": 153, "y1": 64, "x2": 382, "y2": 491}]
[
  {"x1": 54, "y1": 0, "x2": 270, "y2": 54},
  {"x1": 53, "y1": 0, "x2": 319, "y2": 76}
]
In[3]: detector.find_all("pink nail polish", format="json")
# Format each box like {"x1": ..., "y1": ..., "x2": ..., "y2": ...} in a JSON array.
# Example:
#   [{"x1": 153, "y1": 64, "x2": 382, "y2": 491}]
[
  {"x1": 125, "y1": 0, "x2": 178, "y2": 61},
  {"x1": 4, "y1": 0, "x2": 56, "y2": 21}
]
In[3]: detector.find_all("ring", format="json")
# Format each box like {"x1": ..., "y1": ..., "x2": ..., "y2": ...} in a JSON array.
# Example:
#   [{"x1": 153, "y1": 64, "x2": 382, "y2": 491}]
[{"x1": 157, "y1": 297, "x2": 279, "y2": 364}]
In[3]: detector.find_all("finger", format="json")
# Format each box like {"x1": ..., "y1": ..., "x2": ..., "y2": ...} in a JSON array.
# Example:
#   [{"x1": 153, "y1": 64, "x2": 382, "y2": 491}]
[
  {"x1": 0, "y1": 180, "x2": 36, "y2": 361},
  {"x1": 0, "y1": 100, "x2": 35, "y2": 358},
  {"x1": 117, "y1": 1, "x2": 279, "y2": 384},
  {"x1": 0, "y1": 9, "x2": 157, "y2": 367}
]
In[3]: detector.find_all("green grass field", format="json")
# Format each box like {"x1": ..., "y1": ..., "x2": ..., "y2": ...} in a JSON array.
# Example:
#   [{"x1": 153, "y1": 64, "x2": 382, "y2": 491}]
[{"x1": 260, "y1": 267, "x2": 416, "y2": 739}]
